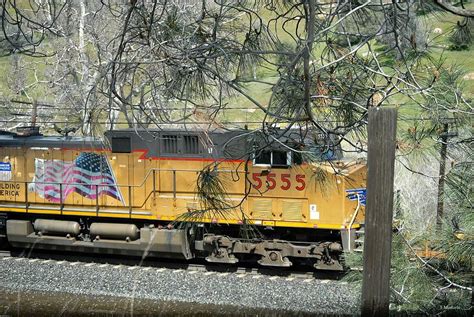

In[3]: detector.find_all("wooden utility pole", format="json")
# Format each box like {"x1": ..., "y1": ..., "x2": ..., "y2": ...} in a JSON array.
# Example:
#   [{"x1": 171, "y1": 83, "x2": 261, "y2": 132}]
[
  {"x1": 361, "y1": 107, "x2": 397, "y2": 317},
  {"x1": 436, "y1": 123, "x2": 448, "y2": 228},
  {"x1": 436, "y1": 122, "x2": 457, "y2": 228}
]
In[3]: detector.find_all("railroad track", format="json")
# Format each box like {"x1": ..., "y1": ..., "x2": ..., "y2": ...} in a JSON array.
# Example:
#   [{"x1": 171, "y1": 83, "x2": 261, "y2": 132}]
[
  {"x1": 0, "y1": 248, "x2": 359, "y2": 316},
  {"x1": 1, "y1": 247, "x2": 349, "y2": 281}
]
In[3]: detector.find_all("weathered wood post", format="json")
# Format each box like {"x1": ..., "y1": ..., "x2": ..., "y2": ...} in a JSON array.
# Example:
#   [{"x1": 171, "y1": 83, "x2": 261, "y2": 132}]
[
  {"x1": 361, "y1": 107, "x2": 397, "y2": 317},
  {"x1": 436, "y1": 122, "x2": 448, "y2": 228},
  {"x1": 436, "y1": 120, "x2": 457, "y2": 229}
]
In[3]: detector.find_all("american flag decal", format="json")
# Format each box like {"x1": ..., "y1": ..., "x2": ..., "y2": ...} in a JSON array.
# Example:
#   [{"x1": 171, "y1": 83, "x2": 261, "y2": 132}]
[
  {"x1": 31, "y1": 152, "x2": 123, "y2": 204},
  {"x1": 345, "y1": 188, "x2": 366, "y2": 207}
]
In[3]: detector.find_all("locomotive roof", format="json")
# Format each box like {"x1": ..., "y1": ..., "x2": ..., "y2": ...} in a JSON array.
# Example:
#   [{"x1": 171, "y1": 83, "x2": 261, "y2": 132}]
[
  {"x1": 105, "y1": 126, "x2": 243, "y2": 133},
  {"x1": 0, "y1": 127, "x2": 242, "y2": 145},
  {"x1": 0, "y1": 133, "x2": 103, "y2": 148},
  {"x1": 0, "y1": 128, "x2": 342, "y2": 162}
]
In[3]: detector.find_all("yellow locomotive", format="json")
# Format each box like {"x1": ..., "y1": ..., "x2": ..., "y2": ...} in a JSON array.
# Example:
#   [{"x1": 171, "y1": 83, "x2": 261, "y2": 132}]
[{"x1": 0, "y1": 126, "x2": 366, "y2": 270}]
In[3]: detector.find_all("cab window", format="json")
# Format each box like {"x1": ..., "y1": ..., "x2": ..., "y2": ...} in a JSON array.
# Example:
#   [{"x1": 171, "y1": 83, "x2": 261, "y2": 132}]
[{"x1": 254, "y1": 150, "x2": 291, "y2": 167}]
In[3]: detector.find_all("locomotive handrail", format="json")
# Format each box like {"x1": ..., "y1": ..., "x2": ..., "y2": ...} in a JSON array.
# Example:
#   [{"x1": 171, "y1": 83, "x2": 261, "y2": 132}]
[
  {"x1": 347, "y1": 193, "x2": 362, "y2": 252},
  {"x1": 0, "y1": 168, "x2": 248, "y2": 214},
  {"x1": 0, "y1": 167, "x2": 246, "y2": 188}
]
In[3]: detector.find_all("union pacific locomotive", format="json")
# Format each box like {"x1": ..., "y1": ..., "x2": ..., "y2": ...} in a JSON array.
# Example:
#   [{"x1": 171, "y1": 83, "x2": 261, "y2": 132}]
[{"x1": 0, "y1": 126, "x2": 366, "y2": 270}]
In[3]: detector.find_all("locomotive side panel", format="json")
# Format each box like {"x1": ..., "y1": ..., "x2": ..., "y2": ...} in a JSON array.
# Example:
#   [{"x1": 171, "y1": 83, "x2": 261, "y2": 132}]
[
  {"x1": 247, "y1": 165, "x2": 308, "y2": 225},
  {"x1": 342, "y1": 164, "x2": 367, "y2": 227},
  {"x1": 157, "y1": 159, "x2": 201, "y2": 219},
  {"x1": 60, "y1": 149, "x2": 75, "y2": 207},
  {"x1": 0, "y1": 135, "x2": 365, "y2": 230}
]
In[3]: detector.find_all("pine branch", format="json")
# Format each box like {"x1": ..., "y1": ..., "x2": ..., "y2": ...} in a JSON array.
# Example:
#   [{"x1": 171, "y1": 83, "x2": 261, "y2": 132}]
[
  {"x1": 433, "y1": 1, "x2": 474, "y2": 17},
  {"x1": 400, "y1": 231, "x2": 473, "y2": 292}
]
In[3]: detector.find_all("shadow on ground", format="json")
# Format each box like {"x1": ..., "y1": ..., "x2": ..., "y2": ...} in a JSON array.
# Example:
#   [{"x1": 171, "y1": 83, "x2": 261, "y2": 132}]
[{"x1": 0, "y1": 288, "x2": 343, "y2": 317}]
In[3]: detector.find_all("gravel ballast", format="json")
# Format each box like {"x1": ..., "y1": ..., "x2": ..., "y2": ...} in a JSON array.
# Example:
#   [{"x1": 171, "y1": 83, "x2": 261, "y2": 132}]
[{"x1": 0, "y1": 256, "x2": 360, "y2": 315}]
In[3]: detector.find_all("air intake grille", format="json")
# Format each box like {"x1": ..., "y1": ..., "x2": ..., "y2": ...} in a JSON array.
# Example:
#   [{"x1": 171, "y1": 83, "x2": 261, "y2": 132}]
[
  {"x1": 282, "y1": 200, "x2": 303, "y2": 222},
  {"x1": 162, "y1": 135, "x2": 178, "y2": 154},
  {"x1": 250, "y1": 199, "x2": 273, "y2": 220},
  {"x1": 184, "y1": 135, "x2": 199, "y2": 154}
]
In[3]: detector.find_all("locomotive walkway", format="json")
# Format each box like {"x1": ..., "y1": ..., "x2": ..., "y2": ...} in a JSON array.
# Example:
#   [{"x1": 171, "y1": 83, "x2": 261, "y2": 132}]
[{"x1": 0, "y1": 254, "x2": 359, "y2": 316}]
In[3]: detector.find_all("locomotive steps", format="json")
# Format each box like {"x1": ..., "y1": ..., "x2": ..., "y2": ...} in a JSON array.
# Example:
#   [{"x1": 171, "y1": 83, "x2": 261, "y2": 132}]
[{"x1": 354, "y1": 227, "x2": 365, "y2": 253}]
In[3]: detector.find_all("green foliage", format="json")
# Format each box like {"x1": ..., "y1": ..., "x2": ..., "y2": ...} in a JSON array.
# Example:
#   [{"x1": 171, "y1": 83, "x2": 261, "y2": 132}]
[
  {"x1": 269, "y1": 65, "x2": 305, "y2": 119},
  {"x1": 449, "y1": 18, "x2": 474, "y2": 51},
  {"x1": 343, "y1": 233, "x2": 439, "y2": 313},
  {"x1": 175, "y1": 164, "x2": 261, "y2": 239},
  {"x1": 237, "y1": 23, "x2": 275, "y2": 79},
  {"x1": 344, "y1": 230, "x2": 472, "y2": 314},
  {"x1": 414, "y1": 1, "x2": 443, "y2": 16},
  {"x1": 436, "y1": 147, "x2": 473, "y2": 279},
  {"x1": 175, "y1": 165, "x2": 233, "y2": 225},
  {"x1": 344, "y1": 137, "x2": 473, "y2": 312},
  {"x1": 341, "y1": 251, "x2": 363, "y2": 283},
  {"x1": 197, "y1": 166, "x2": 232, "y2": 213},
  {"x1": 397, "y1": 63, "x2": 470, "y2": 159},
  {"x1": 390, "y1": 234, "x2": 438, "y2": 312},
  {"x1": 331, "y1": 3, "x2": 379, "y2": 48},
  {"x1": 377, "y1": 1, "x2": 429, "y2": 60}
]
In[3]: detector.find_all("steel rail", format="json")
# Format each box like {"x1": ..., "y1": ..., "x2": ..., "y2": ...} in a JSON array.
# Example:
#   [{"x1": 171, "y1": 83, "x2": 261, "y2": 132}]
[{"x1": 0, "y1": 249, "x2": 351, "y2": 280}]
